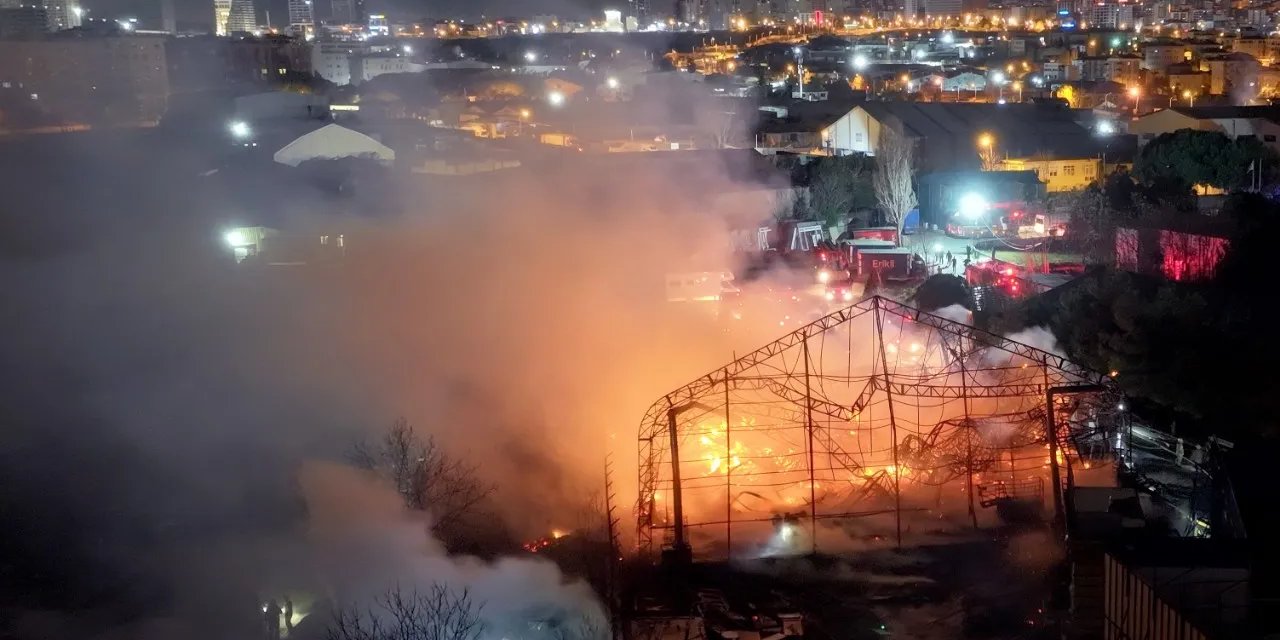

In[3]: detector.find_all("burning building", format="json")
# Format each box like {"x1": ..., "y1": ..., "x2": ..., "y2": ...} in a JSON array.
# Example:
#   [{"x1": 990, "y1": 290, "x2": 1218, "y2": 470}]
[{"x1": 635, "y1": 296, "x2": 1124, "y2": 559}]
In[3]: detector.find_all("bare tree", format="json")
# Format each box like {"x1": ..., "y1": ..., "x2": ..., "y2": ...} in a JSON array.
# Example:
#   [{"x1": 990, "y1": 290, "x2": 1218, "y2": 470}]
[
  {"x1": 349, "y1": 419, "x2": 493, "y2": 538},
  {"x1": 807, "y1": 155, "x2": 876, "y2": 229},
  {"x1": 328, "y1": 585, "x2": 484, "y2": 640},
  {"x1": 872, "y1": 126, "x2": 918, "y2": 235}
]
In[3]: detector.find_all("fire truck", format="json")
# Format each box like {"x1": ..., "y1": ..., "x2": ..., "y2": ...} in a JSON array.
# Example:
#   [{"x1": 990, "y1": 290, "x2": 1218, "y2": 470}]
[{"x1": 944, "y1": 195, "x2": 1065, "y2": 240}]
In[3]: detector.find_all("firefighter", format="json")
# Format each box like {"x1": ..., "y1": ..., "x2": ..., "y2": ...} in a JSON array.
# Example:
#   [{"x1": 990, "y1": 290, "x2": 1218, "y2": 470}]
[{"x1": 264, "y1": 599, "x2": 282, "y2": 640}]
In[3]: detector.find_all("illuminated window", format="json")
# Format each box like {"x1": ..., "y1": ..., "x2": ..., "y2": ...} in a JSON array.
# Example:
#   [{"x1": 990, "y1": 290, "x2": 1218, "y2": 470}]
[{"x1": 1064, "y1": 165, "x2": 1076, "y2": 176}]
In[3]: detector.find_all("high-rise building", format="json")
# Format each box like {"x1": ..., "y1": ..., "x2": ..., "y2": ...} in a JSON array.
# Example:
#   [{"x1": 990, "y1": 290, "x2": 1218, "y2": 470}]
[
  {"x1": 213, "y1": 0, "x2": 231, "y2": 35},
  {"x1": 629, "y1": 0, "x2": 648, "y2": 23},
  {"x1": 0, "y1": 34, "x2": 169, "y2": 124},
  {"x1": 287, "y1": 0, "x2": 313, "y2": 32},
  {"x1": 160, "y1": 0, "x2": 176, "y2": 31},
  {"x1": 0, "y1": 6, "x2": 49, "y2": 37},
  {"x1": 226, "y1": 0, "x2": 256, "y2": 32},
  {"x1": 328, "y1": 0, "x2": 363, "y2": 24},
  {"x1": 923, "y1": 0, "x2": 962, "y2": 18},
  {"x1": 43, "y1": 0, "x2": 82, "y2": 30}
]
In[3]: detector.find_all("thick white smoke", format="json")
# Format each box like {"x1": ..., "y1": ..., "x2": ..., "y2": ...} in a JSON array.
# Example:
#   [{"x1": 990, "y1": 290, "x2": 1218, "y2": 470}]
[{"x1": 298, "y1": 462, "x2": 607, "y2": 640}]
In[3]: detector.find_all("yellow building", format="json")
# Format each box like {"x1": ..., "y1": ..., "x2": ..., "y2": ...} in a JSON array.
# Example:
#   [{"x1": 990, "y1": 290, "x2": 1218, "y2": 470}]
[{"x1": 999, "y1": 156, "x2": 1101, "y2": 192}]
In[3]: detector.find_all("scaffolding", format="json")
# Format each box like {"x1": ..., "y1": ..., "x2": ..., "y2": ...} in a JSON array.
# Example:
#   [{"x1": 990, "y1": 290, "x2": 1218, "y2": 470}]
[{"x1": 635, "y1": 296, "x2": 1114, "y2": 556}]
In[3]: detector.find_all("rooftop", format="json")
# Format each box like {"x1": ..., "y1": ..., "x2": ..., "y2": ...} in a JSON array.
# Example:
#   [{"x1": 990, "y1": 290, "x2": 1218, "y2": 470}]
[{"x1": 860, "y1": 101, "x2": 1103, "y2": 159}]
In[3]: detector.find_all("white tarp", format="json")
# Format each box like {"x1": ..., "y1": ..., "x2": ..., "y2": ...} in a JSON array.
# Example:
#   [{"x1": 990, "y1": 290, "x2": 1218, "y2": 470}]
[{"x1": 273, "y1": 123, "x2": 395, "y2": 167}]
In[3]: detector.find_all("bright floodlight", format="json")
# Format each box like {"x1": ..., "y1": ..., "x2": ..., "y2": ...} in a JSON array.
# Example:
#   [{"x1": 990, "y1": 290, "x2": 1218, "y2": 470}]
[
  {"x1": 606, "y1": 76, "x2": 619, "y2": 89},
  {"x1": 228, "y1": 120, "x2": 251, "y2": 139},
  {"x1": 402, "y1": 44, "x2": 413, "y2": 53},
  {"x1": 224, "y1": 229, "x2": 250, "y2": 247},
  {"x1": 958, "y1": 192, "x2": 988, "y2": 219},
  {"x1": 1097, "y1": 120, "x2": 1115, "y2": 135},
  {"x1": 524, "y1": 51, "x2": 538, "y2": 62},
  {"x1": 852, "y1": 54, "x2": 868, "y2": 70},
  {"x1": 547, "y1": 90, "x2": 565, "y2": 106},
  {"x1": 941, "y1": 31, "x2": 954, "y2": 44},
  {"x1": 991, "y1": 70, "x2": 1005, "y2": 83}
]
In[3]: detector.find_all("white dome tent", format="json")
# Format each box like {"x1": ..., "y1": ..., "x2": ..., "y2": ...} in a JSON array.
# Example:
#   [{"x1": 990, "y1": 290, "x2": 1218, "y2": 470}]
[{"x1": 272, "y1": 123, "x2": 395, "y2": 167}]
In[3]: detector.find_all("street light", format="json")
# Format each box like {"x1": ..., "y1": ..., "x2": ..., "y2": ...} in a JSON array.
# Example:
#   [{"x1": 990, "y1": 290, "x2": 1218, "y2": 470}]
[
  {"x1": 1183, "y1": 89, "x2": 1195, "y2": 107},
  {"x1": 547, "y1": 90, "x2": 565, "y2": 106},
  {"x1": 228, "y1": 120, "x2": 251, "y2": 139},
  {"x1": 524, "y1": 51, "x2": 538, "y2": 62},
  {"x1": 977, "y1": 132, "x2": 996, "y2": 170},
  {"x1": 852, "y1": 54, "x2": 868, "y2": 70},
  {"x1": 1127, "y1": 85, "x2": 1141, "y2": 114},
  {"x1": 606, "y1": 76, "x2": 619, "y2": 89}
]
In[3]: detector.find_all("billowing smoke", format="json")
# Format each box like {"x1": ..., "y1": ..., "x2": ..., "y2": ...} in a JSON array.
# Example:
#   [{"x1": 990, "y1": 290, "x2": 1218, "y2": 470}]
[
  {"x1": 297, "y1": 462, "x2": 606, "y2": 640},
  {"x1": 0, "y1": 85, "x2": 776, "y2": 638}
]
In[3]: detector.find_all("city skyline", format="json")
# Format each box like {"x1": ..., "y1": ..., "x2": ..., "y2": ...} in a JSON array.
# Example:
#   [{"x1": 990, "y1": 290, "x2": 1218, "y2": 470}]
[{"x1": 76, "y1": 0, "x2": 621, "y2": 30}]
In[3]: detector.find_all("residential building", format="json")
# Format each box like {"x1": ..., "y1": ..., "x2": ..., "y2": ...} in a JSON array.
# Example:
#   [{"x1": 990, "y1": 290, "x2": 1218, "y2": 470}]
[
  {"x1": 0, "y1": 34, "x2": 168, "y2": 126},
  {"x1": 0, "y1": 5, "x2": 49, "y2": 37},
  {"x1": 815, "y1": 101, "x2": 1103, "y2": 176},
  {"x1": 160, "y1": 0, "x2": 175, "y2": 31},
  {"x1": 213, "y1": 0, "x2": 231, "y2": 35},
  {"x1": 1166, "y1": 62, "x2": 1210, "y2": 95},
  {"x1": 287, "y1": 0, "x2": 313, "y2": 33},
  {"x1": 1129, "y1": 106, "x2": 1280, "y2": 151},
  {"x1": 329, "y1": 0, "x2": 363, "y2": 25},
  {"x1": 167, "y1": 35, "x2": 311, "y2": 93},
  {"x1": 43, "y1": 0, "x2": 82, "y2": 31},
  {"x1": 226, "y1": 0, "x2": 256, "y2": 32},
  {"x1": 1087, "y1": 2, "x2": 1136, "y2": 28},
  {"x1": 1080, "y1": 55, "x2": 1141, "y2": 85},
  {"x1": 1042, "y1": 61, "x2": 1081, "y2": 82},
  {"x1": 1203, "y1": 52, "x2": 1259, "y2": 97},
  {"x1": 1143, "y1": 41, "x2": 1192, "y2": 75},
  {"x1": 1230, "y1": 36, "x2": 1268, "y2": 62},
  {"x1": 630, "y1": 0, "x2": 649, "y2": 23},
  {"x1": 924, "y1": 0, "x2": 963, "y2": 18},
  {"x1": 310, "y1": 41, "x2": 418, "y2": 85},
  {"x1": 999, "y1": 155, "x2": 1100, "y2": 191}
]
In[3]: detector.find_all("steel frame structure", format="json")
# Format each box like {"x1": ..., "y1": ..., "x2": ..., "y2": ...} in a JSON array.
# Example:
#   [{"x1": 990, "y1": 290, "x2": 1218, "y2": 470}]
[{"x1": 635, "y1": 296, "x2": 1110, "y2": 555}]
